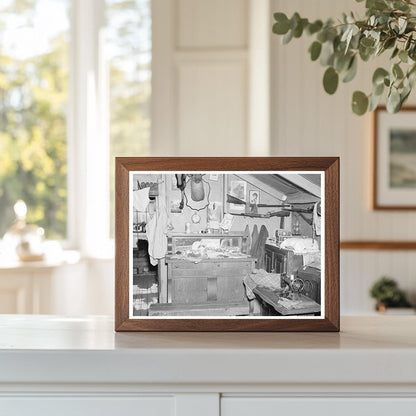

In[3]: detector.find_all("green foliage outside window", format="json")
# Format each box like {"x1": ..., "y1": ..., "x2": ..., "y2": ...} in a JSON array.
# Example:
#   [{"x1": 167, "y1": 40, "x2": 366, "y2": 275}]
[
  {"x1": 0, "y1": 1, "x2": 69, "y2": 238},
  {"x1": 0, "y1": 0, "x2": 151, "y2": 240}
]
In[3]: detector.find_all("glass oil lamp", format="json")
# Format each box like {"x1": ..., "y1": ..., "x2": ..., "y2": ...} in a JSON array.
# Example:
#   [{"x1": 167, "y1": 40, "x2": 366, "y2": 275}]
[{"x1": 3, "y1": 200, "x2": 45, "y2": 261}]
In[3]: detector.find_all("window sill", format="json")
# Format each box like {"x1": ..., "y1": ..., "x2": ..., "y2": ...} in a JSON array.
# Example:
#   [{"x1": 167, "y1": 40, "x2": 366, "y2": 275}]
[{"x1": 0, "y1": 250, "x2": 81, "y2": 271}]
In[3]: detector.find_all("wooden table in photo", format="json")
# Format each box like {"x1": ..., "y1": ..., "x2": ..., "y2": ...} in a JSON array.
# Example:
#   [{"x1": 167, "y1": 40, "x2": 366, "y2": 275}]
[
  {"x1": 152, "y1": 256, "x2": 256, "y2": 316},
  {"x1": 253, "y1": 286, "x2": 321, "y2": 316}
]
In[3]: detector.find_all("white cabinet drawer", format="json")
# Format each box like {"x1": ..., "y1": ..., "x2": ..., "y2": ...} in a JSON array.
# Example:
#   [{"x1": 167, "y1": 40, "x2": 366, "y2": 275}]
[
  {"x1": 221, "y1": 397, "x2": 416, "y2": 416},
  {"x1": 0, "y1": 396, "x2": 174, "y2": 416}
]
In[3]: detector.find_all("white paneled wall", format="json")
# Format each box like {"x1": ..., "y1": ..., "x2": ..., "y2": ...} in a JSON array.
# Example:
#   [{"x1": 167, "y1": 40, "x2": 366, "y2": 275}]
[
  {"x1": 152, "y1": 0, "x2": 250, "y2": 156},
  {"x1": 271, "y1": 0, "x2": 416, "y2": 313},
  {"x1": 177, "y1": 58, "x2": 247, "y2": 155},
  {"x1": 341, "y1": 251, "x2": 416, "y2": 313},
  {"x1": 177, "y1": 0, "x2": 248, "y2": 49}
]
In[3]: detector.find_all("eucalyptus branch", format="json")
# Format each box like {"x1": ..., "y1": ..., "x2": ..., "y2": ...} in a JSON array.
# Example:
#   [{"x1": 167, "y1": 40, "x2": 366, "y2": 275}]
[{"x1": 272, "y1": 0, "x2": 416, "y2": 115}]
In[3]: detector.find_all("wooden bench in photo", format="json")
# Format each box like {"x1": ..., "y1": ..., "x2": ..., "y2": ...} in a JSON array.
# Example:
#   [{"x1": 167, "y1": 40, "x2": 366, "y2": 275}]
[{"x1": 148, "y1": 302, "x2": 249, "y2": 316}]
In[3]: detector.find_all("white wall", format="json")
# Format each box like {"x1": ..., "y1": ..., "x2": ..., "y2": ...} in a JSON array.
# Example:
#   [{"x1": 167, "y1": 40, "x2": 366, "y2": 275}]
[
  {"x1": 152, "y1": 0, "x2": 258, "y2": 156},
  {"x1": 270, "y1": 0, "x2": 416, "y2": 313}
]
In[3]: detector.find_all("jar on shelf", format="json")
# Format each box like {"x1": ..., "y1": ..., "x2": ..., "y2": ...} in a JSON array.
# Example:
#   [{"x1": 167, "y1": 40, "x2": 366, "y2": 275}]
[{"x1": 3, "y1": 200, "x2": 45, "y2": 261}]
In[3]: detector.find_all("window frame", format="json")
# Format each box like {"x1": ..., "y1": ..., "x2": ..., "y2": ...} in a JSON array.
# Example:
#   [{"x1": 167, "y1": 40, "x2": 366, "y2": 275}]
[{"x1": 67, "y1": 0, "x2": 112, "y2": 257}]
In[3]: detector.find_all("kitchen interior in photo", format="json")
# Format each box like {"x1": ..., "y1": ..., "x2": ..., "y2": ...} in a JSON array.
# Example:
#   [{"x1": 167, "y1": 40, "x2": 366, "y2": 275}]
[{"x1": 131, "y1": 172, "x2": 323, "y2": 317}]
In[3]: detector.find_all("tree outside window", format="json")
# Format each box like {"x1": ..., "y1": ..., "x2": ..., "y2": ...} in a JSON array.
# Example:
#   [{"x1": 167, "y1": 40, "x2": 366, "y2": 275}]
[{"x1": 0, "y1": 0, "x2": 151, "y2": 243}]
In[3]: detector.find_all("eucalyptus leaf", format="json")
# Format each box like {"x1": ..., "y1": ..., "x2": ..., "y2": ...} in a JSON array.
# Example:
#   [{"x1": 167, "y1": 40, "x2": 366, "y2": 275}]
[
  {"x1": 398, "y1": 17, "x2": 407, "y2": 34},
  {"x1": 369, "y1": 92, "x2": 383, "y2": 111},
  {"x1": 372, "y1": 67, "x2": 389, "y2": 86},
  {"x1": 333, "y1": 35, "x2": 341, "y2": 52},
  {"x1": 370, "y1": 30, "x2": 381, "y2": 44},
  {"x1": 401, "y1": 86, "x2": 411, "y2": 106},
  {"x1": 391, "y1": 21, "x2": 399, "y2": 34},
  {"x1": 273, "y1": 13, "x2": 290, "y2": 35},
  {"x1": 383, "y1": 37, "x2": 396, "y2": 50},
  {"x1": 309, "y1": 41, "x2": 322, "y2": 61},
  {"x1": 373, "y1": 82, "x2": 385, "y2": 96},
  {"x1": 293, "y1": 18, "x2": 309, "y2": 38},
  {"x1": 347, "y1": 13, "x2": 355, "y2": 24},
  {"x1": 408, "y1": 70, "x2": 416, "y2": 88},
  {"x1": 317, "y1": 29, "x2": 328, "y2": 43},
  {"x1": 387, "y1": 87, "x2": 401, "y2": 112},
  {"x1": 349, "y1": 32, "x2": 361, "y2": 49},
  {"x1": 345, "y1": 25, "x2": 359, "y2": 52},
  {"x1": 282, "y1": 29, "x2": 294, "y2": 44},
  {"x1": 307, "y1": 20, "x2": 323, "y2": 35},
  {"x1": 397, "y1": 80, "x2": 404, "y2": 89},
  {"x1": 320, "y1": 40, "x2": 335, "y2": 66},
  {"x1": 352, "y1": 91, "x2": 369, "y2": 115},
  {"x1": 323, "y1": 67, "x2": 339, "y2": 94},
  {"x1": 391, "y1": 47, "x2": 399, "y2": 59},
  {"x1": 342, "y1": 56, "x2": 358, "y2": 82},
  {"x1": 290, "y1": 13, "x2": 301, "y2": 30},
  {"x1": 393, "y1": 63, "x2": 404, "y2": 79},
  {"x1": 399, "y1": 49, "x2": 408, "y2": 63},
  {"x1": 393, "y1": 0, "x2": 410, "y2": 11},
  {"x1": 334, "y1": 52, "x2": 352, "y2": 72},
  {"x1": 360, "y1": 37, "x2": 375, "y2": 48},
  {"x1": 341, "y1": 26, "x2": 352, "y2": 43},
  {"x1": 366, "y1": 0, "x2": 388, "y2": 10},
  {"x1": 359, "y1": 44, "x2": 375, "y2": 61}
]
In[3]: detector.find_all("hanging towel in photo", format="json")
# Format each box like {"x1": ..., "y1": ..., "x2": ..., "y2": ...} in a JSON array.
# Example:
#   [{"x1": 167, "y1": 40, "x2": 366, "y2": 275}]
[
  {"x1": 146, "y1": 183, "x2": 169, "y2": 266},
  {"x1": 133, "y1": 187, "x2": 150, "y2": 212}
]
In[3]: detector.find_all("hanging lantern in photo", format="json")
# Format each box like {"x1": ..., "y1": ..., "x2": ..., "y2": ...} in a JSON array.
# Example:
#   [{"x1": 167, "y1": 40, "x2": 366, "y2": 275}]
[{"x1": 190, "y1": 174, "x2": 205, "y2": 201}]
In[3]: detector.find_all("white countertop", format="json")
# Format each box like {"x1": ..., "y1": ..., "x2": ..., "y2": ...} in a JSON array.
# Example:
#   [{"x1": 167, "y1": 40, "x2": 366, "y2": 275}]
[{"x1": 0, "y1": 315, "x2": 415, "y2": 388}]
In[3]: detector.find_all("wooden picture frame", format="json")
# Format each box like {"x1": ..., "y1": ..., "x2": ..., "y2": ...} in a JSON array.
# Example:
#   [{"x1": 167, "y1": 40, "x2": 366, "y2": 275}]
[
  {"x1": 373, "y1": 106, "x2": 416, "y2": 210},
  {"x1": 115, "y1": 157, "x2": 339, "y2": 332}
]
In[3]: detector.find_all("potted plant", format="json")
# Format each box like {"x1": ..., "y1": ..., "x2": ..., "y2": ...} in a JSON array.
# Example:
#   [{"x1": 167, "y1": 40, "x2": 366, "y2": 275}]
[
  {"x1": 272, "y1": 0, "x2": 416, "y2": 115},
  {"x1": 369, "y1": 276, "x2": 413, "y2": 312}
]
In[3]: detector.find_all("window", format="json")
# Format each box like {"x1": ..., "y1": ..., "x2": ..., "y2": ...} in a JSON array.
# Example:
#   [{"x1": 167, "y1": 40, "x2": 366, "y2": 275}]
[
  {"x1": 0, "y1": 0, "x2": 151, "y2": 251},
  {"x1": 0, "y1": 0, "x2": 70, "y2": 239}
]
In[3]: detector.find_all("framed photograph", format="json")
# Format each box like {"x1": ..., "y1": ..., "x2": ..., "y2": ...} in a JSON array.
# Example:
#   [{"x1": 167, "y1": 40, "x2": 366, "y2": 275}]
[
  {"x1": 373, "y1": 106, "x2": 416, "y2": 209},
  {"x1": 228, "y1": 179, "x2": 247, "y2": 214},
  {"x1": 249, "y1": 190, "x2": 260, "y2": 205},
  {"x1": 115, "y1": 157, "x2": 339, "y2": 332}
]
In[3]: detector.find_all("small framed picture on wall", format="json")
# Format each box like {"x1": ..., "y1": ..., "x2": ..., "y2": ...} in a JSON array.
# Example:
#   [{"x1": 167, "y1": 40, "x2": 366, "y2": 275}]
[
  {"x1": 228, "y1": 179, "x2": 247, "y2": 214},
  {"x1": 249, "y1": 190, "x2": 260, "y2": 205},
  {"x1": 373, "y1": 106, "x2": 416, "y2": 209}
]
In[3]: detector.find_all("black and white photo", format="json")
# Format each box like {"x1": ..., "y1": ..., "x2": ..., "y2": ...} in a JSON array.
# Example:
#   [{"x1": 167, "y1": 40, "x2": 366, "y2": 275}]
[{"x1": 129, "y1": 171, "x2": 324, "y2": 319}]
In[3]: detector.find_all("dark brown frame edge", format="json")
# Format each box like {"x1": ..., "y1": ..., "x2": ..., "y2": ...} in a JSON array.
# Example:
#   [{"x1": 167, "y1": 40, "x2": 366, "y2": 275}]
[
  {"x1": 115, "y1": 157, "x2": 340, "y2": 332},
  {"x1": 341, "y1": 241, "x2": 416, "y2": 250},
  {"x1": 373, "y1": 106, "x2": 416, "y2": 210}
]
